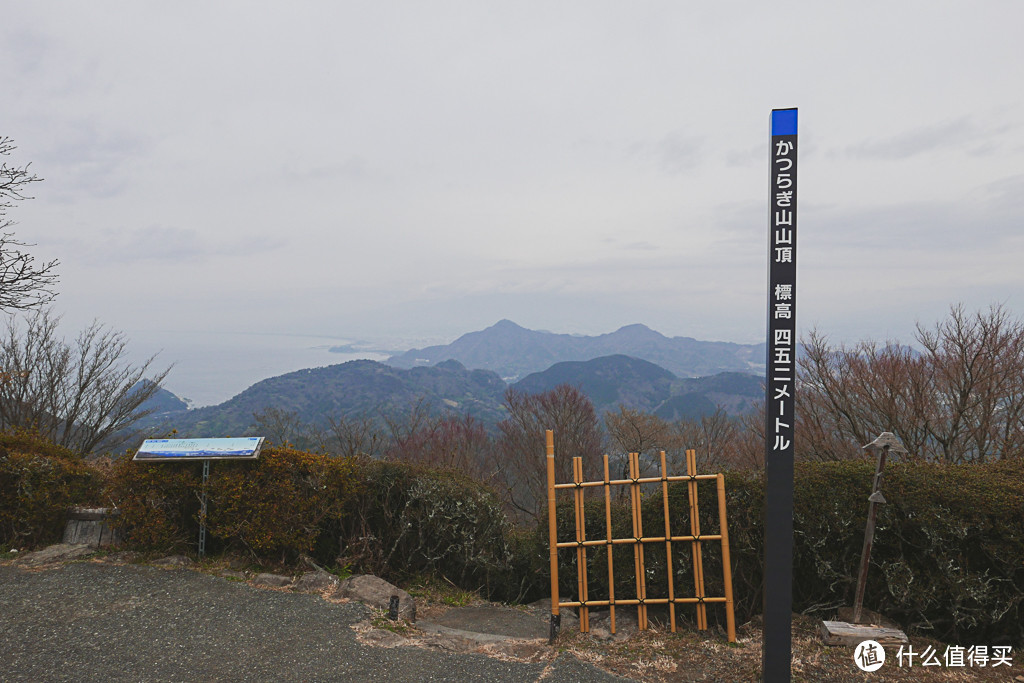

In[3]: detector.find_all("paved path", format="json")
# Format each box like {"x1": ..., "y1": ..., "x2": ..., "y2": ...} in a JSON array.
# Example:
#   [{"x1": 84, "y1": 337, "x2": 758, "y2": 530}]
[{"x1": 0, "y1": 562, "x2": 627, "y2": 683}]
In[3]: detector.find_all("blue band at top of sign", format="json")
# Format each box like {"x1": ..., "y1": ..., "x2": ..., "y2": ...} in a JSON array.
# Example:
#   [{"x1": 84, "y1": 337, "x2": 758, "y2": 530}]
[{"x1": 771, "y1": 108, "x2": 798, "y2": 136}]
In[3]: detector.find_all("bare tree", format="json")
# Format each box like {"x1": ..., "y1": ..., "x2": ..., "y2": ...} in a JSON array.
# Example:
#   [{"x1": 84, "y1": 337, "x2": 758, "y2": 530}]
[
  {"x1": 673, "y1": 408, "x2": 742, "y2": 471},
  {"x1": 605, "y1": 406, "x2": 678, "y2": 460},
  {"x1": 796, "y1": 304, "x2": 1024, "y2": 463},
  {"x1": 386, "y1": 413, "x2": 496, "y2": 481},
  {"x1": 0, "y1": 309, "x2": 169, "y2": 454},
  {"x1": 0, "y1": 137, "x2": 58, "y2": 311},
  {"x1": 326, "y1": 413, "x2": 388, "y2": 458},
  {"x1": 252, "y1": 406, "x2": 307, "y2": 448},
  {"x1": 497, "y1": 384, "x2": 604, "y2": 522}
]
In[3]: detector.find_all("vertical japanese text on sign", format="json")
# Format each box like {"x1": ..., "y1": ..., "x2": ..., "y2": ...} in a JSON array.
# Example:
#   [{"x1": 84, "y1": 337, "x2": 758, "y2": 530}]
[{"x1": 763, "y1": 107, "x2": 798, "y2": 682}]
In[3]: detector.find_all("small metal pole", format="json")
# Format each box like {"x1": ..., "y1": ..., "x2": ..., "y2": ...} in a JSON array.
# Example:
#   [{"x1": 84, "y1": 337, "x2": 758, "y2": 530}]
[
  {"x1": 388, "y1": 595, "x2": 400, "y2": 620},
  {"x1": 198, "y1": 459, "x2": 210, "y2": 559},
  {"x1": 852, "y1": 432, "x2": 906, "y2": 624}
]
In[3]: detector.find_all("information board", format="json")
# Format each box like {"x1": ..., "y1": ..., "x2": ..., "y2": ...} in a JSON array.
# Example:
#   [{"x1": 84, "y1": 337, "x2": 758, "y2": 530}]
[{"x1": 133, "y1": 437, "x2": 265, "y2": 461}]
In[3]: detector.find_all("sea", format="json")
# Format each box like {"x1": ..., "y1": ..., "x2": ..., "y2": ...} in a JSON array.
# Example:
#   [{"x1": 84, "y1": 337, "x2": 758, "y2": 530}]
[{"x1": 123, "y1": 330, "x2": 392, "y2": 408}]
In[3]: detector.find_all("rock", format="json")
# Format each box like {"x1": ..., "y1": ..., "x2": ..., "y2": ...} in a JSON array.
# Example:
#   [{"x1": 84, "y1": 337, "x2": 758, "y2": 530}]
[
  {"x1": 555, "y1": 610, "x2": 580, "y2": 635},
  {"x1": 337, "y1": 574, "x2": 416, "y2": 621},
  {"x1": 292, "y1": 570, "x2": 339, "y2": 594},
  {"x1": 252, "y1": 572, "x2": 293, "y2": 588},
  {"x1": 152, "y1": 555, "x2": 194, "y2": 567},
  {"x1": 586, "y1": 609, "x2": 639, "y2": 642},
  {"x1": 526, "y1": 598, "x2": 579, "y2": 635},
  {"x1": 226, "y1": 555, "x2": 251, "y2": 571},
  {"x1": 15, "y1": 543, "x2": 95, "y2": 567},
  {"x1": 102, "y1": 551, "x2": 140, "y2": 564}
]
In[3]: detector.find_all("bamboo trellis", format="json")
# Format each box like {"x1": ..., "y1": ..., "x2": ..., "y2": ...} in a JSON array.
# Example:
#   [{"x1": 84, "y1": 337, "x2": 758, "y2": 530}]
[{"x1": 545, "y1": 429, "x2": 736, "y2": 643}]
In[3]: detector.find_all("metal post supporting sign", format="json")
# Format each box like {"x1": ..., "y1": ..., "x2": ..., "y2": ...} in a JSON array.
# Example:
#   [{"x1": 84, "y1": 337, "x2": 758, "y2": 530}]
[{"x1": 764, "y1": 108, "x2": 798, "y2": 682}]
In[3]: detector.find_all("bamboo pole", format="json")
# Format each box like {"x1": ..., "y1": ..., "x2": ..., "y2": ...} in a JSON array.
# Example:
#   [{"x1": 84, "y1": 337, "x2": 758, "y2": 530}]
[
  {"x1": 555, "y1": 534, "x2": 723, "y2": 548},
  {"x1": 554, "y1": 473, "x2": 718, "y2": 490},
  {"x1": 628, "y1": 453, "x2": 642, "y2": 630},
  {"x1": 686, "y1": 449, "x2": 707, "y2": 630},
  {"x1": 603, "y1": 454, "x2": 616, "y2": 634},
  {"x1": 660, "y1": 450, "x2": 677, "y2": 632},
  {"x1": 629, "y1": 452, "x2": 648, "y2": 630},
  {"x1": 573, "y1": 456, "x2": 590, "y2": 632},
  {"x1": 545, "y1": 429, "x2": 560, "y2": 643},
  {"x1": 717, "y1": 473, "x2": 737, "y2": 643},
  {"x1": 558, "y1": 597, "x2": 729, "y2": 608}
]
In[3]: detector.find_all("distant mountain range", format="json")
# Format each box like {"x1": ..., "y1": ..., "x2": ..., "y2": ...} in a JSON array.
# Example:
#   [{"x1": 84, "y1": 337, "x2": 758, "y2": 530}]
[
  {"x1": 514, "y1": 355, "x2": 762, "y2": 420},
  {"x1": 384, "y1": 319, "x2": 764, "y2": 380},
  {"x1": 136, "y1": 354, "x2": 763, "y2": 439},
  {"x1": 131, "y1": 321, "x2": 767, "y2": 438}
]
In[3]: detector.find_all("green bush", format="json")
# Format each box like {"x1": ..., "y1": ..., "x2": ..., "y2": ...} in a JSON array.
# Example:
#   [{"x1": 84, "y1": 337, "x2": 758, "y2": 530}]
[
  {"x1": 546, "y1": 459, "x2": 1024, "y2": 646},
  {"x1": 107, "y1": 448, "x2": 361, "y2": 562},
  {"x1": 106, "y1": 454, "x2": 203, "y2": 553},
  {"x1": 342, "y1": 459, "x2": 526, "y2": 600},
  {"x1": 0, "y1": 443, "x2": 100, "y2": 549},
  {"x1": 206, "y1": 448, "x2": 360, "y2": 563},
  {"x1": 0, "y1": 427, "x2": 79, "y2": 461}
]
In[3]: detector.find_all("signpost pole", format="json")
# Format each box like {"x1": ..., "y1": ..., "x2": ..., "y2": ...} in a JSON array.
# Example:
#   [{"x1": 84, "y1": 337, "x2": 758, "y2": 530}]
[
  {"x1": 763, "y1": 108, "x2": 798, "y2": 682},
  {"x1": 199, "y1": 459, "x2": 210, "y2": 558}
]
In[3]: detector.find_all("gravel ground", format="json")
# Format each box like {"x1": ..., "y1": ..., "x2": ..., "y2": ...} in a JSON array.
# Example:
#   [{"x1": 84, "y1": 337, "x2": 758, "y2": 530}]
[{"x1": 0, "y1": 561, "x2": 627, "y2": 683}]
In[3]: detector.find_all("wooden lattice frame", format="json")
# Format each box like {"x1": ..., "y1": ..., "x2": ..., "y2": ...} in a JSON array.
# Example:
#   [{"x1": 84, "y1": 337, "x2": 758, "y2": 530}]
[{"x1": 545, "y1": 429, "x2": 736, "y2": 642}]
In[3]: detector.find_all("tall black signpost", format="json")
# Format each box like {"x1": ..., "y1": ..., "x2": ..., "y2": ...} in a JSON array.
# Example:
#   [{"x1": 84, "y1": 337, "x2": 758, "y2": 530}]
[{"x1": 763, "y1": 108, "x2": 798, "y2": 682}]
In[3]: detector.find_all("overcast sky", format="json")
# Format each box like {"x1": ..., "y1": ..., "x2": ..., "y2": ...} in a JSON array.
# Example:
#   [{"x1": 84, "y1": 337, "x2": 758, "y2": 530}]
[{"x1": 4, "y1": 2, "x2": 1024, "y2": 351}]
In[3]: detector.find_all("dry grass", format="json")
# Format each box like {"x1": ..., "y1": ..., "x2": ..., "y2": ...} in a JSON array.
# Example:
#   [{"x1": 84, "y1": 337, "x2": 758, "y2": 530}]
[{"x1": 551, "y1": 613, "x2": 1018, "y2": 681}]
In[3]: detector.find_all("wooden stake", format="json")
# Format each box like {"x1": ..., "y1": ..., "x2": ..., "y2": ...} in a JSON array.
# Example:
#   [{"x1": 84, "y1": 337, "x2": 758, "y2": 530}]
[
  {"x1": 545, "y1": 429, "x2": 560, "y2": 643},
  {"x1": 687, "y1": 449, "x2": 707, "y2": 629},
  {"x1": 660, "y1": 450, "x2": 677, "y2": 632},
  {"x1": 603, "y1": 454, "x2": 616, "y2": 634},
  {"x1": 717, "y1": 473, "x2": 736, "y2": 643}
]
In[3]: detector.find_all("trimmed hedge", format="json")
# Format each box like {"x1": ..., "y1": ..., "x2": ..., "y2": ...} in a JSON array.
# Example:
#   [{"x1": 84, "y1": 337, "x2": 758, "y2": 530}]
[
  {"x1": 107, "y1": 448, "x2": 362, "y2": 562},
  {"x1": 550, "y1": 458, "x2": 1024, "y2": 646},
  {"x1": 105, "y1": 452, "x2": 524, "y2": 599},
  {"x1": 0, "y1": 446, "x2": 100, "y2": 548}
]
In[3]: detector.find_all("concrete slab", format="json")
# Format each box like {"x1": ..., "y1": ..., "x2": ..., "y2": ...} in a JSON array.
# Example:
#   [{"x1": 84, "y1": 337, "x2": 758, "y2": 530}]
[{"x1": 427, "y1": 605, "x2": 548, "y2": 640}]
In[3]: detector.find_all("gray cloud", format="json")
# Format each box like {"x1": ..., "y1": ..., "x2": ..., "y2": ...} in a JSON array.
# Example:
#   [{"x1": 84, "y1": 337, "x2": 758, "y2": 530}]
[{"x1": 842, "y1": 118, "x2": 1015, "y2": 161}]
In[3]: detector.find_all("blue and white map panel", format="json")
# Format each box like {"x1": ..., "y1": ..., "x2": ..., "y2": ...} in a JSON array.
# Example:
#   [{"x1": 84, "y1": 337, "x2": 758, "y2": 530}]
[{"x1": 133, "y1": 437, "x2": 264, "y2": 461}]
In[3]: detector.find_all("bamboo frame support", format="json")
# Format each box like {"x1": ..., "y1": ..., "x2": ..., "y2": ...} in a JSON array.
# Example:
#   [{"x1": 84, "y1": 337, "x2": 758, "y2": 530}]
[
  {"x1": 686, "y1": 449, "x2": 708, "y2": 630},
  {"x1": 545, "y1": 430, "x2": 559, "y2": 643},
  {"x1": 603, "y1": 454, "x2": 616, "y2": 634},
  {"x1": 628, "y1": 452, "x2": 648, "y2": 629},
  {"x1": 546, "y1": 433, "x2": 736, "y2": 644},
  {"x1": 660, "y1": 450, "x2": 677, "y2": 632},
  {"x1": 717, "y1": 473, "x2": 737, "y2": 643},
  {"x1": 572, "y1": 456, "x2": 590, "y2": 632}
]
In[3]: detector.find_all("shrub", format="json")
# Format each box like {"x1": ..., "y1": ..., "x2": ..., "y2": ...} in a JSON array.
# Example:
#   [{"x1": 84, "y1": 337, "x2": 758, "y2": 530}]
[
  {"x1": 106, "y1": 454, "x2": 202, "y2": 553},
  {"x1": 342, "y1": 459, "x2": 524, "y2": 599},
  {"x1": 206, "y1": 448, "x2": 360, "y2": 563},
  {"x1": 0, "y1": 443, "x2": 100, "y2": 549},
  {"x1": 0, "y1": 427, "x2": 79, "y2": 462},
  {"x1": 107, "y1": 448, "x2": 361, "y2": 563}
]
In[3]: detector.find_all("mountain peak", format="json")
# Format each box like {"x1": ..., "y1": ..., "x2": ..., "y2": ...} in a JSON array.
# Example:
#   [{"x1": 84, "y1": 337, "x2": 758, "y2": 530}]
[
  {"x1": 489, "y1": 319, "x2": 526, "y2": 331},
  {"x1": 613, "y1": 323, "x2": 656, "y2": 334}
]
